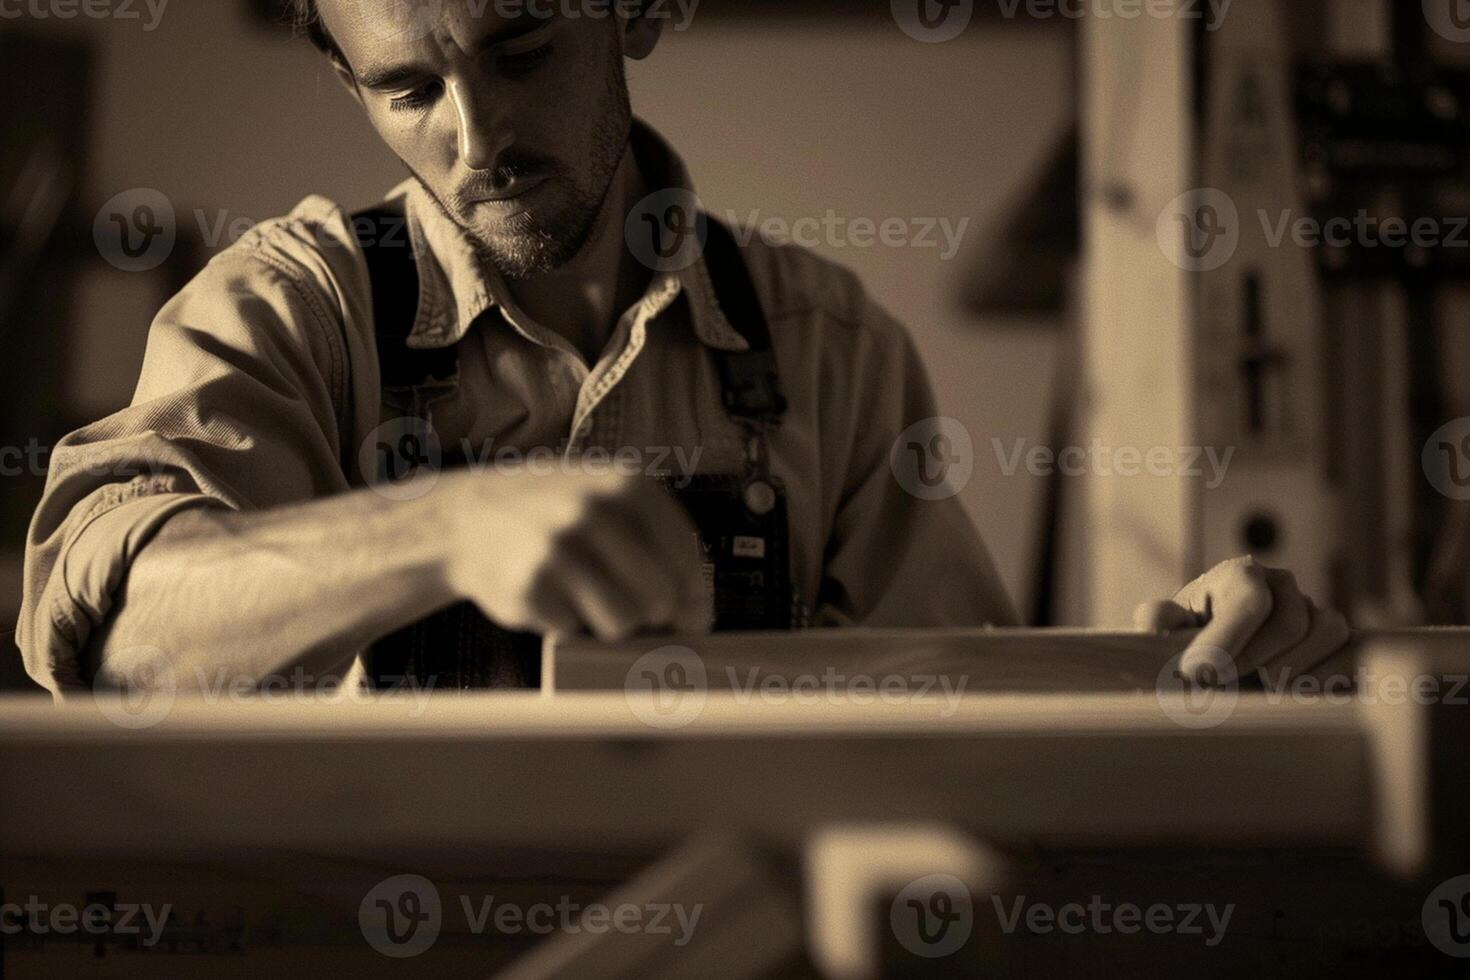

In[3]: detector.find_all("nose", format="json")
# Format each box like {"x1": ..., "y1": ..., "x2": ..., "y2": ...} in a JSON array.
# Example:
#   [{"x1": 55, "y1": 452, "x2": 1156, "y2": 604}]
[{"x1": 447, "y1": 78, "x2": 511, "y2": 172}]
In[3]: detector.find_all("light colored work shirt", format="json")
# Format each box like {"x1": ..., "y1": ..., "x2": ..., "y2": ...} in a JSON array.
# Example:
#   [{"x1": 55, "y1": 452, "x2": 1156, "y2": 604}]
[{"x1": 17, "y1": 122, "x2": 1017, "y2": 695}]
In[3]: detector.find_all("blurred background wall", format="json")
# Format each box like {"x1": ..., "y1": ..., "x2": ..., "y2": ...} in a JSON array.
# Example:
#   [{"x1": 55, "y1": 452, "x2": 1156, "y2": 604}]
[{"x1": 0, "y1": 2, "x2": 1073, "y2": 633}]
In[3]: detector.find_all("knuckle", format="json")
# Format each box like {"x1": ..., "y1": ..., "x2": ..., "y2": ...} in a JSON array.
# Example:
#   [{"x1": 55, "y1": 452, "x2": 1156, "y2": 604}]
[
  {"x1": 1267, "y1": 566, "x2": 1301, "y2": 594},
  {"x1": 546, "y1": 524, "x2": 584, "y2": 560},
  {"x1": 1231, "y1": 583, "x2": 1274, "y2": 621},
  {"x1": 1224, "y1": 562, "x2": 1269, "y2": 601}
]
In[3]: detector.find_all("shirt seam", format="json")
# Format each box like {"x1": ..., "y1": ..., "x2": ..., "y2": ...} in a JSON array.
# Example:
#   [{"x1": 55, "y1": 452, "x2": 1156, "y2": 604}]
[{"x1": 234, "y1": 244, "x2": 352, "y2": 456}]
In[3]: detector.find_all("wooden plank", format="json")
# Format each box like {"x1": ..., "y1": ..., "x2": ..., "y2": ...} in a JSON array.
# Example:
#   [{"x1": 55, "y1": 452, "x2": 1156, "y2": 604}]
[
  {"x1": 496, "y1": 829, "x2": 802, "y2": 980},
  {"x1": 546, "y1": 628, "x2": 1197, "y2": 694},
  {"x1": 2, "y1": 630, "x2": 1463, "y2": 869},
  {"x1": 0, "y1": 692, "x2": 1368, "y2": 860},
  {"x1": 543, "y1": 627, "x2": 1453, "y2": 694}
]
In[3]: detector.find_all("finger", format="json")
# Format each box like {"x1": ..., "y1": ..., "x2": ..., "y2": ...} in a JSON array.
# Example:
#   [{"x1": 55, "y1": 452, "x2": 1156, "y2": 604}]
[
  {"x1": 1133, "y1": 600, "x2": 1204, "y2": 632},
  {"x1": 1232, "y1": 567, "x2": 1313, "y2": 678},
  {"x1": 576, "y1": 502, "x2": 685, "y2": 628},
  {"x1": 1254, "y1": 598, "x2": 1351, "y2": 686},
  {"x1": 627, "y1": 482, "x2": 707, "y2": 594},
  {"x1": 1180, "y1": 558, "x2": 1273, "y2": 686},
  {"x1": 551, "y1": 538, "x2": 648, "y2": 643},
  {"x1": 522, "y1": 577, "x2": 585, "y2": 638}
]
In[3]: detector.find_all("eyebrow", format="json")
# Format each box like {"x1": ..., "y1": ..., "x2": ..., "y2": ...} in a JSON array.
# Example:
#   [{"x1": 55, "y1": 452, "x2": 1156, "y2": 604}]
[{"x1": 354, "y1": 15, "x2": 551, "y2": 90}]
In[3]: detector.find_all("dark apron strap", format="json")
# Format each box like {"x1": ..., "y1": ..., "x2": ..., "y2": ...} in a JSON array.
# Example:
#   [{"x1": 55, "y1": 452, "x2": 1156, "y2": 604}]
[
  {"x1": 352, "y1": 207, "x2": 539, "y2": 691},
  {"x1": 701, "y1": 217, "x2": 787, "y2": 426}
]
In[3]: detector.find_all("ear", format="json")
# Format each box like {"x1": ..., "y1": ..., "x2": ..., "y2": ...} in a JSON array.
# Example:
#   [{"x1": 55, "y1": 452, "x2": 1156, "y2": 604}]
[{"x1": 620, "y1": 3, "x2": 665, "y2": 61}]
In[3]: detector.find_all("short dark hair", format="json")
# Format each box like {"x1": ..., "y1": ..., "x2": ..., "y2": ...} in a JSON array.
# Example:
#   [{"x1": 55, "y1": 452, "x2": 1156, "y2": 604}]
[{"x1": 285, "y1": 0, "x2": 344, "y2": 65}]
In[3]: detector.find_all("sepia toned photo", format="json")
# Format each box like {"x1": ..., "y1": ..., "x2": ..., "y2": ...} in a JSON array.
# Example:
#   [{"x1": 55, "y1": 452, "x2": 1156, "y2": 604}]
[{"x1": 1, "y1": 0, "x2": 1468, "y2": 976}]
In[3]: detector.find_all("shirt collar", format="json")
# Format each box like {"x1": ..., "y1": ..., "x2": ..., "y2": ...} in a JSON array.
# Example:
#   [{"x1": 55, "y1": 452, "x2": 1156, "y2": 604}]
[{"x1": 393, "y1": 118, "x2": 749, "y2": 354}]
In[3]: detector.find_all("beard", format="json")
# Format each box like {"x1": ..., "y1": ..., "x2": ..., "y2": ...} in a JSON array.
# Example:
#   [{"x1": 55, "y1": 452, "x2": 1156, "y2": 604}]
[{"x1": 411, "y1": 43, "x2": 633, "y2": 281}]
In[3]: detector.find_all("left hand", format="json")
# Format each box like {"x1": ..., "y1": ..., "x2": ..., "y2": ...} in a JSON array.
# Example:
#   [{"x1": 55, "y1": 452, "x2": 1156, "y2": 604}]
[{"x1": 1134, "y1": 556, "x2": 1350, "y2": 687}]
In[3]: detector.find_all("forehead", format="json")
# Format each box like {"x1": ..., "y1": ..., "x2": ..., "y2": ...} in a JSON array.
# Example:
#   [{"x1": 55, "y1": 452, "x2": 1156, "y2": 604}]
[{"x1": 316, "y1": 0, "x2": 522, "y2": 73}]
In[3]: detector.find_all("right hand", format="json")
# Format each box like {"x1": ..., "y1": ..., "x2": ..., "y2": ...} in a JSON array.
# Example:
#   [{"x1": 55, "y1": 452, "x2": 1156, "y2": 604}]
[{"x1": 442, "y1": 467, "x2": 710, "y2": 642}]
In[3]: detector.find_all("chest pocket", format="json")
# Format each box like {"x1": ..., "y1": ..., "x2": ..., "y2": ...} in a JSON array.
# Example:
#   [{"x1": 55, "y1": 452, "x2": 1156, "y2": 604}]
[{"x1": 351, "y1": 207, "x2": 795, "y2": 691}]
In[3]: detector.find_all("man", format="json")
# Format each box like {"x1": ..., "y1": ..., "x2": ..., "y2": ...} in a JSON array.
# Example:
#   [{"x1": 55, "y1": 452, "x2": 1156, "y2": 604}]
[{"x1": 17, "y1": 0, "x2": 1346, "y2": 695}]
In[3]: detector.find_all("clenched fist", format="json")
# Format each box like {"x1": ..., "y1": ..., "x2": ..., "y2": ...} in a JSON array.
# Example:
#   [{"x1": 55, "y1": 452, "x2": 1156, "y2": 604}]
[{"x1": 443, "y1": 468, "x2": 710, "y2": 642}]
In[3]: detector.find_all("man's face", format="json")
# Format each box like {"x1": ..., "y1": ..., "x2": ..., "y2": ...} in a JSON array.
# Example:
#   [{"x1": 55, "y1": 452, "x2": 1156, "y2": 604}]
[{"x1": 317, "y1": 0, "x2": 640, "y2": 279}]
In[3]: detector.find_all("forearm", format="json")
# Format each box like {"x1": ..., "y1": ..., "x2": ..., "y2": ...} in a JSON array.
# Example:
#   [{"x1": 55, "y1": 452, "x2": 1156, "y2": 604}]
[{"x1": 86, "y1": 476, "x2": 462, "y2": 690}]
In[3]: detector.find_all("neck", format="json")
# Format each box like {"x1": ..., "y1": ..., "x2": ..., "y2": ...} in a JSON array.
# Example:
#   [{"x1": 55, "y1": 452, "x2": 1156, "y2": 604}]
[{"x1": 504, "y1": 146, "x2": 649, "y2": 365}]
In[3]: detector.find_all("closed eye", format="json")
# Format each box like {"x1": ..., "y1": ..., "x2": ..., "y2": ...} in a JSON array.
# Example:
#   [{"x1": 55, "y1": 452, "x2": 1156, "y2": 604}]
[{"x1": 388, "y1": 80, "x2": 443, "y2": 113}]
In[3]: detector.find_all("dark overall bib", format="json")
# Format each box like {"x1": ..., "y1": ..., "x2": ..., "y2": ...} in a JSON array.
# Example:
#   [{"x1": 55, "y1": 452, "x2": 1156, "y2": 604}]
[{"x1": 351, "y1": 208, "x2": 798, "y2": 691}]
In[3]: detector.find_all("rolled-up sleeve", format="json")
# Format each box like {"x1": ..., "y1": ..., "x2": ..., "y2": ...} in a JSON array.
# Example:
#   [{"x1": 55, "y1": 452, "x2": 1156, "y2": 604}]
[
  {"x1": 17, "y1": 208, "x2": 362, "y2": 695},
  {"x1": 816, "y1": 294, "x2": 1019, "y2": 630}
]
